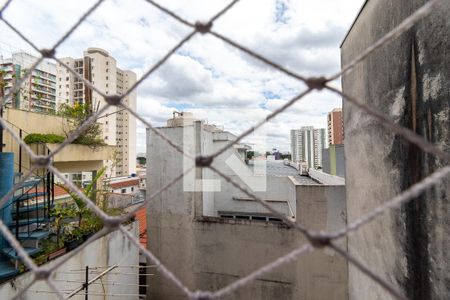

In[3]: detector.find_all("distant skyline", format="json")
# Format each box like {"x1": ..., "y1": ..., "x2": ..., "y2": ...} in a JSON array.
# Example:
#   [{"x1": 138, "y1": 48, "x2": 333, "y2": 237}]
[{"x1": 0, "y1": 0, "x2": 364, "y2": 153}]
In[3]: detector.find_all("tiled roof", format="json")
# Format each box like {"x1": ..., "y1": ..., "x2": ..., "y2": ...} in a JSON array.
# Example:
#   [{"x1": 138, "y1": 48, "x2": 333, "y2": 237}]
[
  {"x1": 109, "y1": 178, "x2": 140, "y2": 189},
  {"x1": 135, "y1": 207, "x2": 147, "y2": 247},
  {"x1": 35, "y1": 185, "x2": 71, "y2": 200}
]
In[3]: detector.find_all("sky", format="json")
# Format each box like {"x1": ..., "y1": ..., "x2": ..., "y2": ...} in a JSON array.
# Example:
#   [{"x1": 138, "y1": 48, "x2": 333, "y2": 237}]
[{"x1": 0, "y1": 0, "x2": 365, "y2": 153}]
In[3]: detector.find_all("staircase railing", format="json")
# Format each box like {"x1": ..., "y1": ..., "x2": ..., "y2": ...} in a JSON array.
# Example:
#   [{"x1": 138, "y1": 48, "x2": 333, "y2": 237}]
[{"x1": 0, "y1": 115, "x2": 54, "y2": 251}]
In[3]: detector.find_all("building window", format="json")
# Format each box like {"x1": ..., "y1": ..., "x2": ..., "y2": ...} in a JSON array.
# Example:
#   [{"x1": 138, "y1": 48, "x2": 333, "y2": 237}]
[
  {"x1": 131, "y1": 187, "x2": 134, "y2": 192},
  {"x1": 66, "y1": 77, "x2": 69, "y2": 81},
  {"x1": 121, "y1": 189, "x2": 126, "y2": 193}
]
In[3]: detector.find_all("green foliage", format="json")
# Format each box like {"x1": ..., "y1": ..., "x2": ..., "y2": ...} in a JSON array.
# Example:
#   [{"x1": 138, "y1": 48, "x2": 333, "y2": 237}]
[
  {"x1": 58, "y1": 102, "x2": 105, "y2": 147},
  {"x1": 137, "y1": 156, "x2": 146, "y2": 165},
  {"x1": 50, "y1": 204, "x2": 76, "y2": 245},
  {"x1": 56, "y1": 166, "x2": 106, "y2": 226},
  {"x1": 24, "y1": 133, "x2": 65, "y2": 144},
  {"x1": 32, "y1": 239, "x2": 62, "y2": 266},
  {"x1": 246, "y1": 151, "x2": 255, "y2": 160}
]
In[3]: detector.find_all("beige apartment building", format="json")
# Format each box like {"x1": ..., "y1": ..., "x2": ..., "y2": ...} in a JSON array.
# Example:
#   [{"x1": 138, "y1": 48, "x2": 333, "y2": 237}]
[{"x1": 56, "y1": 48, "x2": 137, "y2": 176}]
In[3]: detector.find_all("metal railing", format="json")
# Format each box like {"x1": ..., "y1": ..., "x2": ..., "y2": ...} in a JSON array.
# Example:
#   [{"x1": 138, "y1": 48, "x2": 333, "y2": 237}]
[{"x1": 0, "y1": 0, "x2": 448, "y2": 299}]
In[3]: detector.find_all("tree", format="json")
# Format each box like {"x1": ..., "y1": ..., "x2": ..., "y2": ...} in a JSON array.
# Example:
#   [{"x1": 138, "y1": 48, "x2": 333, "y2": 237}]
[{"x1": 58, "y1": 102, "x2": 105, "y2": 147}]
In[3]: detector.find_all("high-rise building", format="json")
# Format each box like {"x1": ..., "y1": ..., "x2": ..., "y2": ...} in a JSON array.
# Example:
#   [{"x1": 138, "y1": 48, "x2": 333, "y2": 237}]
[
  {"x1": 290, "y1": 126, "x2": 326, "y2": 169},
  {"x1": 0, "y1": 52, "x2": 56, "y2": 114},
  {"x1": 56, "y1": 48, "x2": 137, "y2": 176},
  {"x1": 327, "y1": 108, "x2": 344, "y2": 145}
]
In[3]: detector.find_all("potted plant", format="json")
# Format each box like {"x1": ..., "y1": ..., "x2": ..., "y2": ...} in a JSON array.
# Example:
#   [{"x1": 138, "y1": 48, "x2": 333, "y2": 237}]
[
  {"x1": 63, "y1": 226, "x2": 84, "y2": 251},
  {"x1": 50, "y1": 204, "x2": 75, "y2": 246}
]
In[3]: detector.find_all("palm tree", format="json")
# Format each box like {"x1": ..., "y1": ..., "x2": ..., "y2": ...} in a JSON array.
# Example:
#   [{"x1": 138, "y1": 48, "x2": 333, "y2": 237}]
[{"x1": 57, "y1": 166, "x2": 106, "y2": 226}]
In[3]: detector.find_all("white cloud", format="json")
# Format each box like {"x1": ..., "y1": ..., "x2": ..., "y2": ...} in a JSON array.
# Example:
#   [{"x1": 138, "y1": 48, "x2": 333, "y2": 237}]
[{"x1": 0, "y1": 0, "x2": 365, "y2": 153}]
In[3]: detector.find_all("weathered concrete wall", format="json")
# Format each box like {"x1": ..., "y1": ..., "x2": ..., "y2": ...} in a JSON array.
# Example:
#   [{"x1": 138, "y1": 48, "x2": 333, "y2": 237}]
[
  {"x1": 295, "y1": 184, "x2": 348, "y2": 299},
  {"x1": 341, "y1": 1, "x2": 450, "y2": 299},
  {"x1": 0, "y1": 223, "x2": 139, "y2": 299}
]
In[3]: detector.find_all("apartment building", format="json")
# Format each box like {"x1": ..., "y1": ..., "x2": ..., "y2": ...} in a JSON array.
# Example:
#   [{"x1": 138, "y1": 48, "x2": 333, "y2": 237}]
[
  {"x1": 0, "y1": 52, "x2": 56, "y2": 114},
  {"x1": 327, "y1": 107, "x2": 344, "y2": 145},
  {"x1": 56, "y1": 48, "x2": 137, "y2": 176},
  {"x1": 290, "y1": 126, "x2": 326, "y2": 169}
]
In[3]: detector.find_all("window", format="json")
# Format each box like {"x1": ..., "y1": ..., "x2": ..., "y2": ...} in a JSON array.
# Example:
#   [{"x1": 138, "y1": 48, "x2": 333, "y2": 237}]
[
  {"x1": 121, "y1": 189, "x2": 126, "y2": 194},
  {"x1": 106, "y1": 76, "x2": 108, "y2": 80},
  {"x1": 66, "y1": 77, "x2": 69, "y2": 81},
  {"x1": 131, "y1": 187, "x2": 134, "y2": 192}
]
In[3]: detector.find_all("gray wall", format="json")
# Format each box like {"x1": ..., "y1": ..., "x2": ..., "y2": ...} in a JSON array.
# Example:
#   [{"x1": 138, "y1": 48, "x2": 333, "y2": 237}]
[
  {"x1": 341, "y1": 1, "x2": 450, "y2": 299},
  {"x1": 322, "y1": 145, "x2": 346, "y2": 178}
]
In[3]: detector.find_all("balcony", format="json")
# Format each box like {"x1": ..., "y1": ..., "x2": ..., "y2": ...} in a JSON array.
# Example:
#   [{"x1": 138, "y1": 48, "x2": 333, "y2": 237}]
[{"x1": 44, "y1": 144, "x2": 115, "y2": 173}]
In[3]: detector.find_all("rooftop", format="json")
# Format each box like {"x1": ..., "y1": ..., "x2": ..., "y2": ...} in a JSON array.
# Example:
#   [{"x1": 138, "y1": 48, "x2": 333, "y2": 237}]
[{"x1": 250, "y1": 160, "x2": 320, "y2": 185}]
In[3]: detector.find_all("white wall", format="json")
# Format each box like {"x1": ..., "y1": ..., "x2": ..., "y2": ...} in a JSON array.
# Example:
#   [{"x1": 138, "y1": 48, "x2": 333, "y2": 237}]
[{"x1": 0, "y1": 223, "x2": 139, "y2": 300}]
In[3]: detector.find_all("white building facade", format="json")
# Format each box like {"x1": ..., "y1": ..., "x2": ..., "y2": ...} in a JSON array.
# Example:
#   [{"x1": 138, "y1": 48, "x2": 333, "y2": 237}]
[
  {"x1": 56, "y1": 48, "x2": 137, "y2": 176},
  {"x1": 290, "y1": 126, "x2": 326, "y2": 169}
]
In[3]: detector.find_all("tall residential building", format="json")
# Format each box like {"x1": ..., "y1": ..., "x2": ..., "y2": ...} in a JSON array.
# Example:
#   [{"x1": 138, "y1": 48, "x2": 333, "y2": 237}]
[
  {"x1": 290, "y1": 126, "x2": 326, "y2": 169},
  {"x1": 56, "y1": 48, "x2": 137, "y2": 176},
  {"x1": 0, "y1": 52, "x2": 56, "y2": 114},
  {"x1": 327, "y1": 108, "x2": 344, "y2": 145}
]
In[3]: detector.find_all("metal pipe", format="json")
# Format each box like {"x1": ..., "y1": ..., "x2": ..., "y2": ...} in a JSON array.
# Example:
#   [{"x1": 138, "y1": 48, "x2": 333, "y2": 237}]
[{"x1": 19, "y1": 129, "x2": 22, "y2": 174}]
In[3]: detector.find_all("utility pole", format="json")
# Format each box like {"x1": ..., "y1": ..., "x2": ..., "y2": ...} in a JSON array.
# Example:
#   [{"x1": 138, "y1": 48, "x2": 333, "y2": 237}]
[{"x1": 85, "y1": 265, "x2": 89, "y2": 300}]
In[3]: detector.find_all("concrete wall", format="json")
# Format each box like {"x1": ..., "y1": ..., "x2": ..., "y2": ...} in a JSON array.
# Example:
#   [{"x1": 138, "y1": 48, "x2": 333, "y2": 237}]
[
  {"x1": 147, "y1": 124, "x2": 348, "y2": 299},
  {"x1": 214, "y1": 175, "x2": 293, "y2": 217},
  {"x1": 3, "y1": 108, "x2": 65, "y2": 136},
  {"x1": 341, "y1": 1, "x2": 450, "y2": 299},
  {"x1": 0, "y1": 223, "x2": 139, "y2": 300}
]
